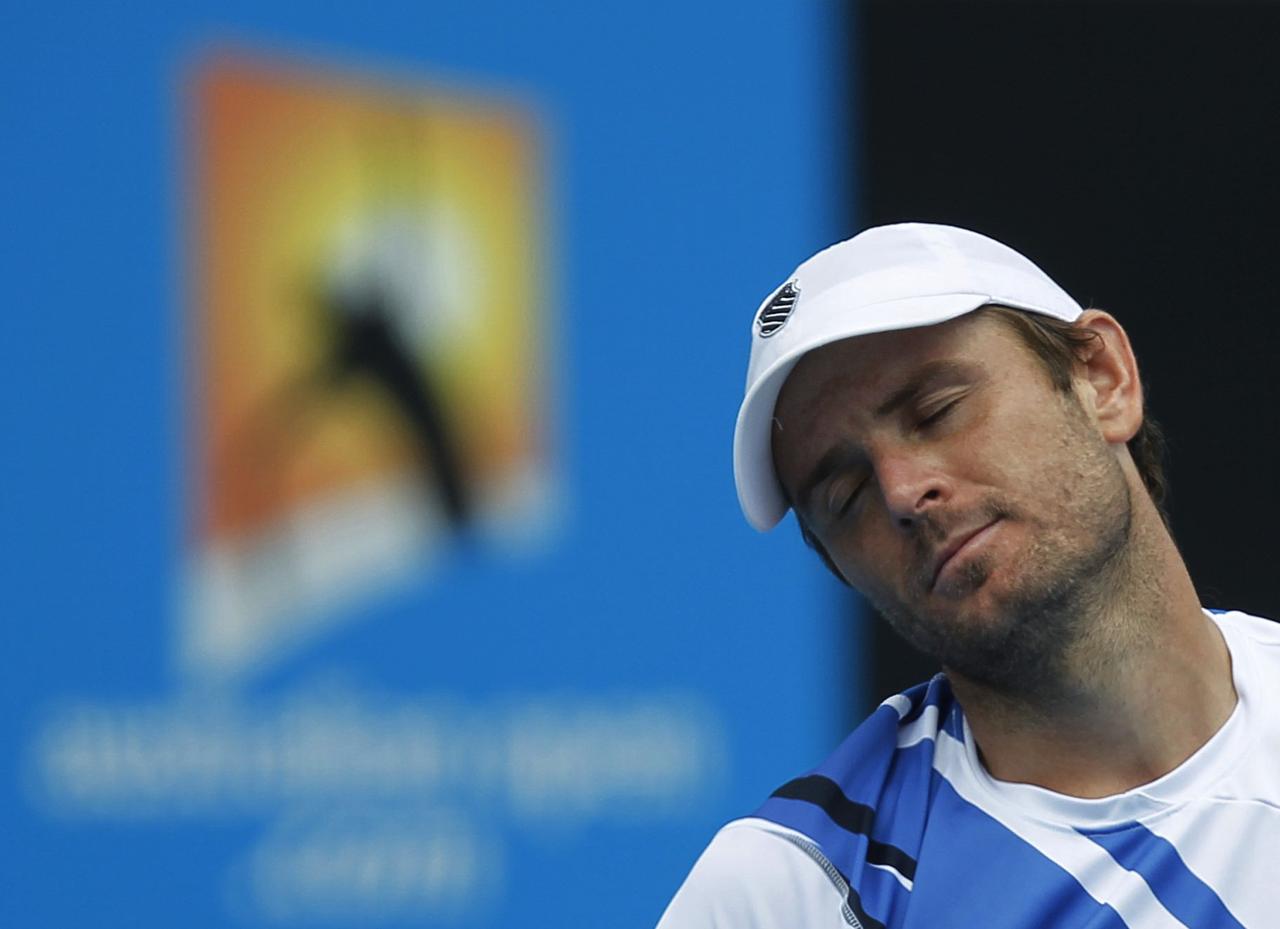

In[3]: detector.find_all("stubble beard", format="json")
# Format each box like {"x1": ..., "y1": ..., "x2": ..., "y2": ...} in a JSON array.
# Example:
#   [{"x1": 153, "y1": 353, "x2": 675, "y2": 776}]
[{"x1": 870, "y1": 438, "x2": 1135, "y2": 701}]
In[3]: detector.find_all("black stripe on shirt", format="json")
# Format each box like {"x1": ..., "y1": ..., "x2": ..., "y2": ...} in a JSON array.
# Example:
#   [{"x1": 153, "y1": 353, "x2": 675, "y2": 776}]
[
  {"x1": 846, "y1": 882, "x2": 887, "y2": 929},
  {"x1": 771, "y1": 774, "x2": 919, "y2": 882}
]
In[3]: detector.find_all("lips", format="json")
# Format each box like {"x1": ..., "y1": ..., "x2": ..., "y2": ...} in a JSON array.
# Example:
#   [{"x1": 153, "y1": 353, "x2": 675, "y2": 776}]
[{"x1": 929, "y1": 519, "x2": 1001, "y2": 591}]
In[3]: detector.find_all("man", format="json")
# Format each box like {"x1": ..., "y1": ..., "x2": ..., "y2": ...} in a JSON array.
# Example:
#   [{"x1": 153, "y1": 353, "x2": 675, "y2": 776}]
[{"x1": 658, "y1": 223, "x2": 1279, "y2": 928}]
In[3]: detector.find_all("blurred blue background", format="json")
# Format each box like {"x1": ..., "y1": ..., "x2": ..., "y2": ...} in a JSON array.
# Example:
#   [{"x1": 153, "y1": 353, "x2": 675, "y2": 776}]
[{"x1": 2, "y1": 3, "x2": 854, "y2": 927}]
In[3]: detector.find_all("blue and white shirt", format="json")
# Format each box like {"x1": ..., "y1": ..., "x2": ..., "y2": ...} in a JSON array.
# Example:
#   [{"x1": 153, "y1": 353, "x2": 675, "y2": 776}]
[{"x1": 659, "y1": 610, "x2": 1280, "y2": 928}]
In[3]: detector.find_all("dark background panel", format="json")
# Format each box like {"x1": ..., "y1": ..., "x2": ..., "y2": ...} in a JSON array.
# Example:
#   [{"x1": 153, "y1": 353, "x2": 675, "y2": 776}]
[{"x1": 849, "y1": 0, "x2": 1280, "y2": 710}]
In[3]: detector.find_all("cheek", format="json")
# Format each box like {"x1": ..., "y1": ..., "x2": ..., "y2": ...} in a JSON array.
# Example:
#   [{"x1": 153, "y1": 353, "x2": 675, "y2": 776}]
[
  {"x1": 982, "y1": 410, "x2": 1112, "y2": 535},
  {"x1": 963, "y1": 401, "x2": 1073, "y2": 495},
  {"x1": 827, "y1": 517, "x2": 906, "y2": 596}
]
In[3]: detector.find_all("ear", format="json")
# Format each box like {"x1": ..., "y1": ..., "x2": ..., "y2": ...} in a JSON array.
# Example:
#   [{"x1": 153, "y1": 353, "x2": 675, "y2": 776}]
[{"x1": 1073, "y1": 310, "x2": 1144, "y2": 445}]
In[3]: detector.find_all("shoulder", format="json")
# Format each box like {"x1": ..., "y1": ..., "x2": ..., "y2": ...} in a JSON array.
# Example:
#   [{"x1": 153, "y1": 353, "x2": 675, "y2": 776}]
[
  {"x1": 655, "y1": 819, "x2": 851, "y2": 929},
  {"x1": 1209, "y1": 607, "x2": 1280, "y2": 647},
  {"x1": 657, "y1": 676, "x2": 958, "y2": 928},
  {"x1": 757, "y1": 674, "x2": 959, "y2": 829},
  {"x1": 1209, "y1": 607, "x2": 1280, "y2": 673}
]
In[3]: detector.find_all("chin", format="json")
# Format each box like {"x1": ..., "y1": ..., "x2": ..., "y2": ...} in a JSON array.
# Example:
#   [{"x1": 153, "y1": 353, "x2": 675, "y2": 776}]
[
  {"x1": 886, "y1": 569, "x2": 1024, "y2": 659},
  {"x1": 931, "y1": 553, "x2": 998, "y2": 605}
]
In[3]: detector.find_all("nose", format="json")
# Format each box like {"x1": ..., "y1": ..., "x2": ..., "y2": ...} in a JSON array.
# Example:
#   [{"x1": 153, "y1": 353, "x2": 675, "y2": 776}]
[{"x1": 876, "y1": 451, "x2": 950, "y2": 529}]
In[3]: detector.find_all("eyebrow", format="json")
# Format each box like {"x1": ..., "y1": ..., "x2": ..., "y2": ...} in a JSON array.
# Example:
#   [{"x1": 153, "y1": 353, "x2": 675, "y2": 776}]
[{"x1": 793, "y1": 360, "x2": 979, "y2": 512}]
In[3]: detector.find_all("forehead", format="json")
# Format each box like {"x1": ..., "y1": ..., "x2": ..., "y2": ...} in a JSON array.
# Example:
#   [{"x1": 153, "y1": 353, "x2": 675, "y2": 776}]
[{"x1": 772, "y1": 311, "x2": 1025, "y2": 438}]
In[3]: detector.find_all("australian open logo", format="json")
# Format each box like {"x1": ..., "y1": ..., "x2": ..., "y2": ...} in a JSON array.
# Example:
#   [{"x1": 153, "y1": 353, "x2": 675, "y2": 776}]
[{"x1": 756, "y1": 280, "x2": 799, "y2": 338}]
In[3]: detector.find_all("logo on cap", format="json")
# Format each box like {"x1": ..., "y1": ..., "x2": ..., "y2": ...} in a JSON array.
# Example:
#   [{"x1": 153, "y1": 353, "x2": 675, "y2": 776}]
[{"x1": 756, "y1": 280, "x2": 799, "y2": 338}]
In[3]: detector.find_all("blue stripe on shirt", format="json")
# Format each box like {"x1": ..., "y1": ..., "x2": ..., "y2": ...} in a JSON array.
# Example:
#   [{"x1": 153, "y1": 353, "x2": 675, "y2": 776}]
[
  {"x1": 855, "y1": 738, "x2": 936, "y2": 872},
  {"x1": 1084, "y1": 822, "x2": 1246, "y2": 929},
  {"x1": 903, "y1": 775, "x2": 1130, "y2": 929},
  {"x1": 758, "y1": 765, "x2": 1135, "y2": 929}
]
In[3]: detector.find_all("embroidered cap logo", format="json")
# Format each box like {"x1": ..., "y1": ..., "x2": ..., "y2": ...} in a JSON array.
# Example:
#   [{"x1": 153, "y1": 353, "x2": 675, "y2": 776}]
[{"x1": 756, "y1": 280, "x2": 800, "y2": 338}]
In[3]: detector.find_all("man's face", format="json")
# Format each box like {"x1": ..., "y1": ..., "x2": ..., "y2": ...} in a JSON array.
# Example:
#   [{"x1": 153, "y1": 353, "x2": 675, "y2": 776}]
[{"x1": 771, "y1": 310, "x2": 1133, "y2": 692}]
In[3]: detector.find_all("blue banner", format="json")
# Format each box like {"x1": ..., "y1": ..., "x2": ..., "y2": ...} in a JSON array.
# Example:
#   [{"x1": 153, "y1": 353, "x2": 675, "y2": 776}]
[{"x1": 3, "y1": 4, "x2": 853, "y2": 926}]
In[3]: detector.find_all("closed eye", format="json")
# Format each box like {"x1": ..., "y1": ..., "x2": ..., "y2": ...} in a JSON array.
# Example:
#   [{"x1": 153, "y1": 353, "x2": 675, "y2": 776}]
[
  {"x1": 825, "y1": 476, "x2": 866, "y2": 518},
  {"x1": 918, "y1": 396, "x2": 962, "y2": 429}
]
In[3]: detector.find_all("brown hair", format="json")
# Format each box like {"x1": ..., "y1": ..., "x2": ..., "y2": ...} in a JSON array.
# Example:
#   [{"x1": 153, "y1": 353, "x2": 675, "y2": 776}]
[{"x1": 794, "y1": 305, "x2": 1171, "y2": 581}]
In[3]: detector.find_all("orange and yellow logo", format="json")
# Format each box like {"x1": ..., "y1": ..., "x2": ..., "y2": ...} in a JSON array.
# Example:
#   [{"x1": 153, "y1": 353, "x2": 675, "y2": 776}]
[{"x1": 185, "y1": 54, "x2": 553, "y2": 681}]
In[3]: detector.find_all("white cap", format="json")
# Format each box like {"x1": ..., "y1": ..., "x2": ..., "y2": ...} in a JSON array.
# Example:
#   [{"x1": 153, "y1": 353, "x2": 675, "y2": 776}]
[{"x1": 733, "y1": 222, "x2": 1084, "y2": 531}]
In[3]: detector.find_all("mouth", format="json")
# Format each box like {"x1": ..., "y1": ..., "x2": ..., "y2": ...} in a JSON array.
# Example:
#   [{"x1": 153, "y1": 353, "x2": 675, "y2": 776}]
[{"x1": 929, "y1": 518, "x2": 1002, "y2": 592}]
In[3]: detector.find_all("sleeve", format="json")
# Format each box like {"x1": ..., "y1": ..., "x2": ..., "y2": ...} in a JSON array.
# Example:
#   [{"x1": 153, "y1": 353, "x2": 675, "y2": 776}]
[{"x1": 655, "y1": 819, "x2": 851, "y2": 929}]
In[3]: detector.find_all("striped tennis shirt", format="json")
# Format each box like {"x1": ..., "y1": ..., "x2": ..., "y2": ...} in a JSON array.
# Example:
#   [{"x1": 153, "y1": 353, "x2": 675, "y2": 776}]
[{"x1": 658, "y1": 610, "x2": 1280, "y2": 928}]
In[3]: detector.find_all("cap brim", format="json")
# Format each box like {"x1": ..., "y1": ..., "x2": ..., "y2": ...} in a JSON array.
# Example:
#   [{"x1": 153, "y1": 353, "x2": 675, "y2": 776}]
[{"x1": 733, "y1": 291, "x2": 993, "y2": 531}]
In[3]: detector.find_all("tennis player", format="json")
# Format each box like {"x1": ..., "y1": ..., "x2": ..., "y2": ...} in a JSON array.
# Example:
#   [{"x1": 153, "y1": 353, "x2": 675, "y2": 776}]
[{"x1": 658, "y1": 223, "x2": 1279, "y2": 928}]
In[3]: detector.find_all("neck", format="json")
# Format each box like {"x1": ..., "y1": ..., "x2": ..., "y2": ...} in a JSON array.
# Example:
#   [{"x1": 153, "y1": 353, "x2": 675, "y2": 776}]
[{"x1": 947, "y1": 495, "x2": 1236, "y2": 799}]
